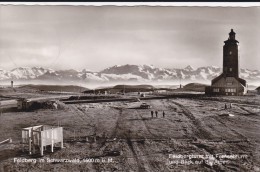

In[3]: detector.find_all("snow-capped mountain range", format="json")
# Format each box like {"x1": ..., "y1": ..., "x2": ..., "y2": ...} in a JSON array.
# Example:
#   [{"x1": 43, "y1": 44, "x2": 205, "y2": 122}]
[{"x1": 0, "y1": 65, "x2": 259, "y2": 84}]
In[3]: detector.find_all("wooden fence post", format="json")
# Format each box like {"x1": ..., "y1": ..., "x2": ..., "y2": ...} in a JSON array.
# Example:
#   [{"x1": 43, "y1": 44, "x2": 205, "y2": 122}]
[
  {"x1": 51, "y1": 128, "x2": 54, "y2": 152},
  {"x1": 61, "y1": 127, "x2": 64, "y2": 148},
  {"x1": 29, "y1": 129, "x2": 32, "y2": 155},
  {"x1": 32, "y1": 129, "x2": 37, "y2": 154},
  {"x1": 40, "y1": 131, "x2": 43, "y2": 156}
]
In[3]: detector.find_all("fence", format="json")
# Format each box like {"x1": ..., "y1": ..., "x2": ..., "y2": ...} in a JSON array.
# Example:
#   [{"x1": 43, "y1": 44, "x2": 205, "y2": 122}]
[{"x1": 22, "y1": 125, "x2": 63, "y2": 156}]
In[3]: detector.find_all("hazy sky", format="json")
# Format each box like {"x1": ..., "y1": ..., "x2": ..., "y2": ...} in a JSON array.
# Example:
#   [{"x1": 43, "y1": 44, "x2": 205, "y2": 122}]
[{"x1": 0, "y1": 5, "x2": 260, "y2": 71}]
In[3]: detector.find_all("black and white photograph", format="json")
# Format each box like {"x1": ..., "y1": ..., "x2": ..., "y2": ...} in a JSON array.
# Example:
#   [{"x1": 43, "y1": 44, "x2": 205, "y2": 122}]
[{"x1": 0, "y1": 3, "x2": 260, "y2": 171}]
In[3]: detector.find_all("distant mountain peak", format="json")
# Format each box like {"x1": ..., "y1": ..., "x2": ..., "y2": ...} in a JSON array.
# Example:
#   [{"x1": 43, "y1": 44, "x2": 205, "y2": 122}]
[
  {"x1": 142, "y1": 64, "x2": 155, "y2": 68},
  {"x1": 184, "y1": 65, "x2": 194, "y2": 71},
  {"x1": 82, "y1": 68, "x2": 93, "y2": 73}
]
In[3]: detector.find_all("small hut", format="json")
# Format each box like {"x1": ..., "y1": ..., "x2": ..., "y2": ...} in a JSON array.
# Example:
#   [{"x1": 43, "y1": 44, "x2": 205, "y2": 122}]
[
  {"x1": 22, "y1": 125, "x2": 63, "y2": 156},
  {"x1": 17, "y1": 98, "x2": 28, "y2": 110}
]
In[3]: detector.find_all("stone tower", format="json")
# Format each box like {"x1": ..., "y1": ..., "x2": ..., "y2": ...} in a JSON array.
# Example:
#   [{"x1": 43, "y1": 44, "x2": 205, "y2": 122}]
[
  {"x1": 205, "y1": 29, "x2": 247, "y2": 96},
  {"x1": 223, "y1": 29, "x2": 239, "y2": 78}
]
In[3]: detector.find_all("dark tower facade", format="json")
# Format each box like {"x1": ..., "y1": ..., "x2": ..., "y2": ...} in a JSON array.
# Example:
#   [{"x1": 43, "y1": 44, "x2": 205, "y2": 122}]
[
  {"x1": 223, "y1": 29, "x2": 239, "y2": 78},
  {"x1": 205, "y1": 29, "x2": 247, "y2": 96}
]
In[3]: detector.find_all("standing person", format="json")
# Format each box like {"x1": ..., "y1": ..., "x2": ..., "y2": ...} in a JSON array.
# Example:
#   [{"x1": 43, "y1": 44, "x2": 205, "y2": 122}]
[
  {"x1": 225, "y1": 104, "x2": 227, "y2": 109},
  {"x1": 151, "y1": 111, "x2": 154, "y2": 118},
  {"x1": 155, "y1": 111, "x2": 158, "y2": 118},
  {"x1": 163, "y1": 111, "x2": 165, "y2": 118}
]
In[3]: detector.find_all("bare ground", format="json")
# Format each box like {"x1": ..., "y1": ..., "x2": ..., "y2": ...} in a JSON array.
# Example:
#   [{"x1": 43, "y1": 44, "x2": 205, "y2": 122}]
[{"x1": 0, "y1": 96, "x2": 260, "y2": 172}]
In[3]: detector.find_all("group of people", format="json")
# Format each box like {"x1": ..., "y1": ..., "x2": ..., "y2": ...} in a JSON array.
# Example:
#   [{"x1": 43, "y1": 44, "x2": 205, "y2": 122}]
[
  {"x1": 224, "y1": 103, "x2": 233, "y2": 109},
  {"x1": 151, "y1": 110, "x2": 165, "y2": 118}
]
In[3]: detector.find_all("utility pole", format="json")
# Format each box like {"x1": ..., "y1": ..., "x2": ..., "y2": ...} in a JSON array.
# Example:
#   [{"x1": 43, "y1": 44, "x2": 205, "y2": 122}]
[
  {"x1": 179, "y1": 76, "x2": 182, "y2": 89},
  {"x1": 0, "y1": 101, "x2": 2, "y2": 117}
]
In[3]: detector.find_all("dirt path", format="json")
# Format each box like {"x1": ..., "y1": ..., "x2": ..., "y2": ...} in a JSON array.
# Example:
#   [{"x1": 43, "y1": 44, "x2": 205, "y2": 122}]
[
  {"x1": 1, "y1": 98, "x2": 260, "y2": 171},
  {"x1": 110, "y1": 108, "x2": 124, "y2": 139},
  {"x1": 163, "y1": 99, "x2": 213, "y2": 139}
]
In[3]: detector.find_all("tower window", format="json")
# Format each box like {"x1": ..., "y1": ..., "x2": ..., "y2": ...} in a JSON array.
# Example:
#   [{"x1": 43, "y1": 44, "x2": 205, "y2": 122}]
[
  {"x1": 227, "y1": 82, "x2": 233, "y2": 86},
  {"x1": 229, "y1": 68, "x2": 232, "y2": 71},
  {"x1": 213, "y1": 88, "x2": 219, "y2": 92},
  {"x1": 225, "y1": 88, "x2": 236, "y2": 92},
  {"x1": 229, "y1": 51, "x2": 232, "y2": 55}
]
